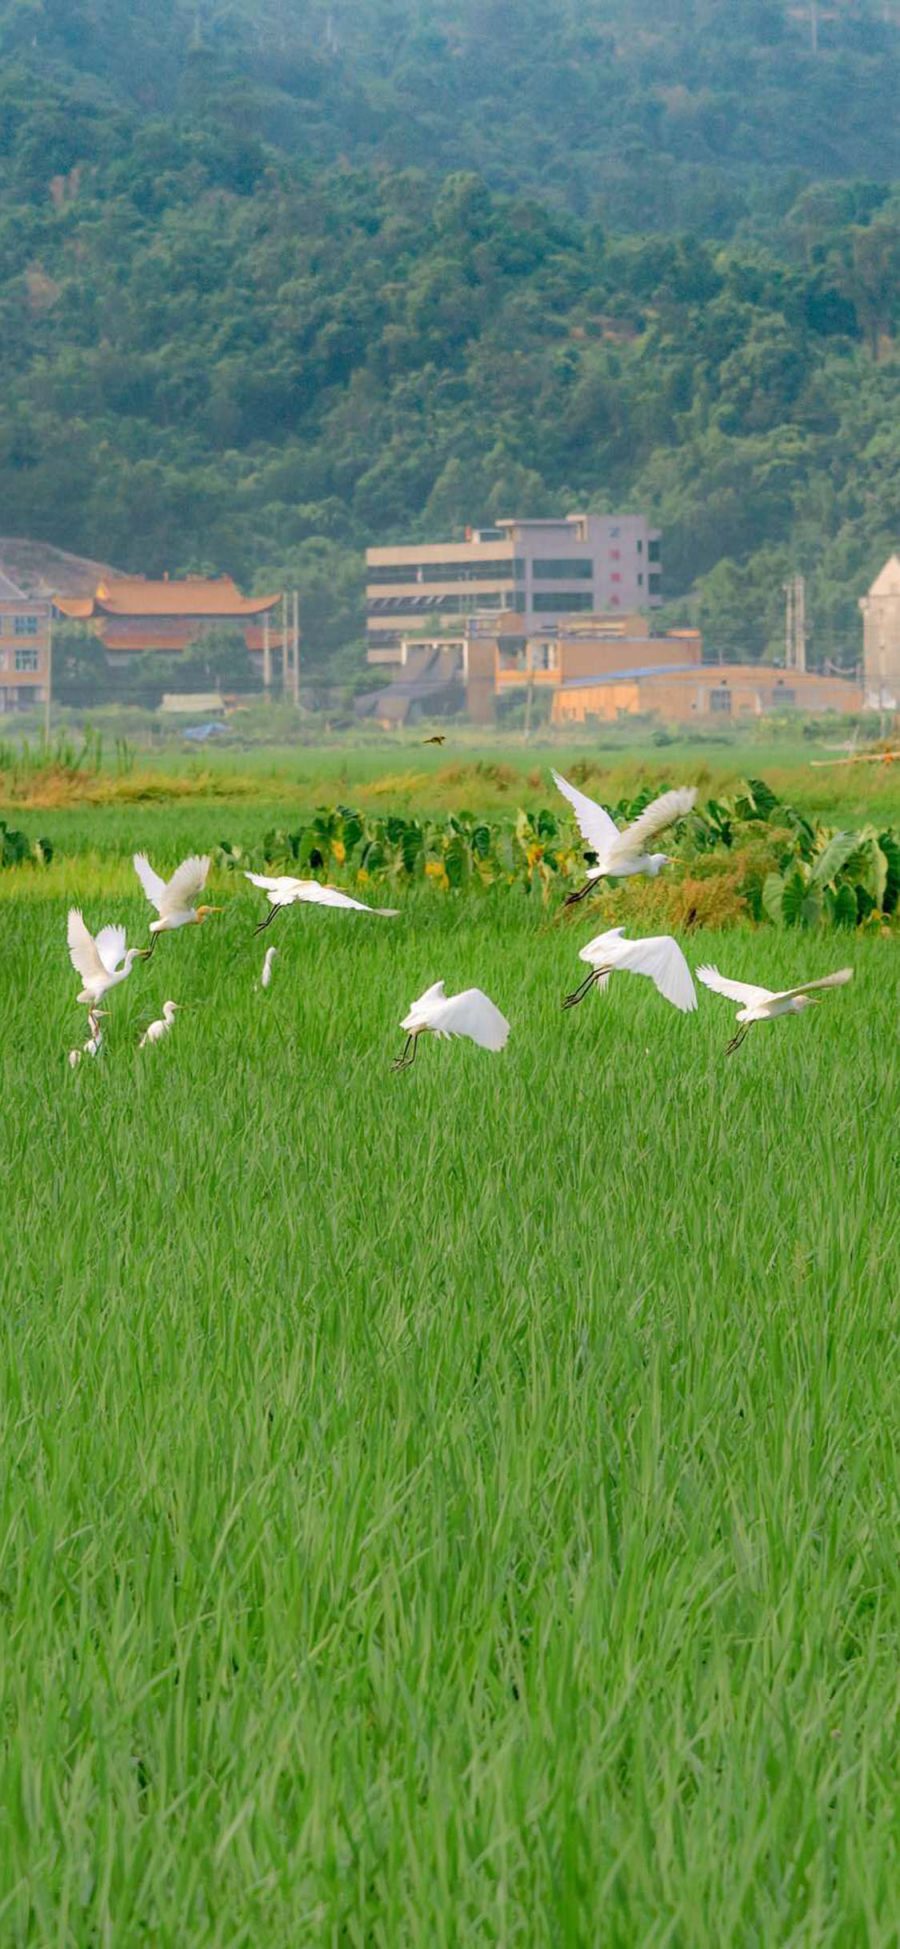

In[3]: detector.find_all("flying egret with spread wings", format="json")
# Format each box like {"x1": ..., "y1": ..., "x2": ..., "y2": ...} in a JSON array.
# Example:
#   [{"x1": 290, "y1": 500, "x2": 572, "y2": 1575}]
[
  {"x1": 67, "y1": 910, "x2": 146, "y2": 1007},
  {"x1": 244, "y1": 872, "x2": 399, "y2": 935},
  {"x1": 552, "y1": 771, "x2": 696, "y2": 903},
  {"x1": 563, "y1": 928, "x2": 697, "y2": 1013},
  {"x1": 392, "y1": 981, "x2": 510, "y2": 1070},
  {"x1": 697, "y1": 963, "x2": 853, "y2": 1053},
  {"x1": 133, "y1": 853, "x2": 220, "y2": 952}
]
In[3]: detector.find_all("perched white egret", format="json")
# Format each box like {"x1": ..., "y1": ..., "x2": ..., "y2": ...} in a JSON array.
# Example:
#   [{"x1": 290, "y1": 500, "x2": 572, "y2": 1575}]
[
  {"x1": 697, "y1": 963, "x2": 853, "y2": 1053},
  {"x1": 393, "y1": 981, "x2": 510, "y2": 1070},
  {"x1": 552, "y1": 771, "x2": 696, "y2": 903},
  {"x1": 133, "y1": 853, "x2": 220, "y2": 953},
  {"x1": 68, "y1": 1008, "x2": 106, "y2": 1067},
  {"x1": 68, "y1": 910, "x2": 146, "y2": 1006},
  {"x1": 244, "y1": 872, "x2": 399, "y2": 936},
  {"x1": 260, "y1": 945, "x2": 278, "y2": 988},
  {"x1": 563, "y1": 928, "x2": 697, "y2": 1013},
  {"x1": 139, "y1": 1000, "x2": 180, "y2": 1047}
]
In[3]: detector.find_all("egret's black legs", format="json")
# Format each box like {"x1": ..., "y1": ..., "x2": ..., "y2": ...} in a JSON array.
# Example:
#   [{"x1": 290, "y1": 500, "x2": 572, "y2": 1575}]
[
  {"x1": 253, "y1": 903, "x2": 281, "y2": 937},
  {"x1": 141, "y1": 935, "x2": 158, "y2": 959},
  {"x1": 391, "y1": 1035, "x2": 417, "y2": 1072},
  {"x1": 562, "y1": 968, "x2": 604, "y2": 1010},
  {"x1": 726, "y1": 1025, "x2": 749, "y2": 1055},
  {"x1": 563, "y1": 880, "x2": 593, "y2": 908}
]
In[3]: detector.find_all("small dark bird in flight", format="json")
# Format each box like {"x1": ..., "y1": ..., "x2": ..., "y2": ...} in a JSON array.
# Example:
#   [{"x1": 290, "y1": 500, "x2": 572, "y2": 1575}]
[{"x1": 423, "y1": 734, "x2": 446, "y2": 745}]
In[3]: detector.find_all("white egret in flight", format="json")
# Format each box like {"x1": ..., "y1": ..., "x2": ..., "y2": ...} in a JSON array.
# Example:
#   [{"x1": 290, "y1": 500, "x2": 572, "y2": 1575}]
[
  {"x1": 697, "y1": 964, "x2": 853, "y2": 1053},
  {"x1": 563, "y1": 928, "x2": 697, "y2": 1013},
  {"x1": 67, "y1": 911, "x2": 146, "y2": 1006},
  {"x1": 552, "y1": 771, "x2": 696, "y2": 904},
  {"x1": 244, "y1": 872, "x2": 399, "y2": 935},
  {"x1": 68, "y1": 1008, "x2": 106, "y2": 1066},
  {"x1": 393, "y1": 981, "x2": 510, "y2": 1070},
  {"x1": 133, "y1": 853, "x2": 220, "y2": 953},
  {"x1": 260, "y1": 945, "x2": 278, "y2": 988},
  {"x1": 139, "y1": 1000, "x2": 180, "y2": 1047}
]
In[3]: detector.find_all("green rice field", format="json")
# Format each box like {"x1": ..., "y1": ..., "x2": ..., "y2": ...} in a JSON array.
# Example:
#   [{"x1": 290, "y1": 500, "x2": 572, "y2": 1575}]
[{"x1": 1, "y1": 747, "x2": 898, "y2": 1944}]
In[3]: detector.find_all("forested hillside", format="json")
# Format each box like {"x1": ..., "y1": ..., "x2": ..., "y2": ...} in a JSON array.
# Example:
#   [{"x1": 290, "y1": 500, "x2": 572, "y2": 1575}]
[
  {"x1": 3, "y1": 1, "x2": 900, "y2": 232},
  {"x1": 0, "y1": 0, "x2": 898, "y2": 670}
]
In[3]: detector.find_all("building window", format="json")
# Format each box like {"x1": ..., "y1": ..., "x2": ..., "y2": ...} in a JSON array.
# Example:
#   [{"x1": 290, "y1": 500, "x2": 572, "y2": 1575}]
[
  {"x1": 15, "y1": 647, "x2": 39, "y2": 671},
  {"x1": 637, "y1": 573, "x2": 644, "y2": 587},
  {"x1": 637, "y1": 540, "x2": 643, "y2": 555},
  {"x1": 367, "y1": 561, "x2": 514, "y2": 585},
  {"x1": 532, "y1": 592, "x2": 594, "y2": 614},
  {"x1": 610, "y1": 526, "x2": 620, "y2": 537},
  {"x1": 710, "y1": 687, "x2": 732, "y2": 713},
  {"x1": 531, "y1": 558, "x2": 593, "y2": 580},
  {"x1": 13, "y1": 613, "x2": 39, "y2": 636},
  {"x1": 648, "y1": 540, "x2": 661, "y2": 564}
]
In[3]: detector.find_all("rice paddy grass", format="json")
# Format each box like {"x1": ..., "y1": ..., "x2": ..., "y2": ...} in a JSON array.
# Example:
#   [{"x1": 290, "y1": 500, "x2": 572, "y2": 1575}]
[{"x1": 0, "y1": 782, "x2": 898, "y2": 1943}]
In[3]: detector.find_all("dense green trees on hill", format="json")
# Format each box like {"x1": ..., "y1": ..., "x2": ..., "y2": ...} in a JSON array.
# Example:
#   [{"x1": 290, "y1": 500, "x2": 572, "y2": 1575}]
[
  {"x1": 3, "y1": 1, "x2": 899, "y2": 231},
  {"x1": 0, "y1": 0, "x2": 897, "y2": 671}
]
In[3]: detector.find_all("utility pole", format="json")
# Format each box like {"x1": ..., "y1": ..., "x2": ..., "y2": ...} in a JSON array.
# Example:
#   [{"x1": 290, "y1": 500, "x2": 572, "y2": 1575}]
[
  {"x1": 292, "y1": 589, "x2": 300, "y2": 706},
  {"x1": 280, "y1": 592, "x2": 288, "y2": 697},
  {"x1": 44, "y1": 606, "x2": 52, "y2": 744},
  {"x1": 523, "y1": 636, "x2": 534, "y2": 742},
  {"x1": 784, "y1": 574, "x2": 807, "y2": 673},
  {"x1": 262, "y1": 609, "x2": 271, "y2": 695}
]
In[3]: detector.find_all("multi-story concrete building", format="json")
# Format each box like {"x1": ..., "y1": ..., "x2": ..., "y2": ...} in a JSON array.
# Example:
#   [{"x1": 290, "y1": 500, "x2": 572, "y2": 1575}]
[
  {"x1": 0, "y1": 571, "x2": 52, "y2": 713},
  {"x1": 365, "y1": 514, "x2": 661, "y2": 663},
  {"x1": 860, "y1": 554, "x2": 900, "y2": 709}
]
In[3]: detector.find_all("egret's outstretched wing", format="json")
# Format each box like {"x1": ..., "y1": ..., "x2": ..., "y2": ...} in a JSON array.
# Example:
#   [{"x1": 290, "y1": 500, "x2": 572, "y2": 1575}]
[
  {"x1": 775, "y1": 968, "x2": 854, "y2": 1003},
  {"x1": 611, "y1": 787, "x2": 696, "y2": 859},
  {"x1": 244, "y1": 871, "x2": 297, "y2": 905},
  {"x1": 578, "y1": 927, "x2": 627, "y2": 966},
  {"x1": 696, "y1": 965, "x2": 774, "y2": 1007},
  {"x1": 551, "y1": 771, "x2": 618, "y2": 855},
  {"x1": 617, "y1": 934, "x2": 698, "y2": 1011},
  {"x1": 133, "y1": 853, "x2": 167, "y2": 909},
  {"x1": 94, "y1": 924, "x2": 127, "y2": 975},
  {"x1": 429, "y1": 988, "x2": 510, "y2": 1050},
  {"x1": 67, "y1": 909, "x2": 104, "y2": 983},
  {"x1": 159, "y1": 854, "x2": 210, "y2": 916},
  {"x1": 291, "y1": 881, "x2": 399, "y2": 917}
]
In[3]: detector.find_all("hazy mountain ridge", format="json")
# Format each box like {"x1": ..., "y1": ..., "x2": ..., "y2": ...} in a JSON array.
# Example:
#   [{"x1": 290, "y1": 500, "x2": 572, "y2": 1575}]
[{"x1": 2, "y1": 0, "x2": 899, "y2": 232}]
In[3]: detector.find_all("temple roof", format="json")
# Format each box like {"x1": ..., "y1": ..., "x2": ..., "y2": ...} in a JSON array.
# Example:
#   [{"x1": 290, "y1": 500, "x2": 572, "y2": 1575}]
[{"x1": 55, "y1": 575, "x2": 281, "y2": 619}]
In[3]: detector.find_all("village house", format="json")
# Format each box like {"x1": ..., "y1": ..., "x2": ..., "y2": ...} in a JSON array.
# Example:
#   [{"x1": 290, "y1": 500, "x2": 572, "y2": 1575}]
[{"x1": 0, "y1": 571, "x2": 52, "y2": 713}]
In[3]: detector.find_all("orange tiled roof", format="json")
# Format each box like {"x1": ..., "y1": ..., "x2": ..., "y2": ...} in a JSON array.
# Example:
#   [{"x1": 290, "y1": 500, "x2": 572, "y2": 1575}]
[
  {"x1": 54, "y1": 596, "x2": 95, "y2": 619},
  {"x1": 57, "y1": 576, "x2": 281, "y2": 619}
]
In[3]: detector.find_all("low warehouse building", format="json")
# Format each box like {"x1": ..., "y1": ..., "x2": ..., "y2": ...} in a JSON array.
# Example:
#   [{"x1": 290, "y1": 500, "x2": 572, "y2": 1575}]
[{"x1": 551, "y1": 663, "x2": 863, "y2": 725}]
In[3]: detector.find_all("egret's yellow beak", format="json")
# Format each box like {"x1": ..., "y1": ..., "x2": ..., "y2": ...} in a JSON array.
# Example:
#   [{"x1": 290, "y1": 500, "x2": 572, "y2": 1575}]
[{"x1": 196, "y1": 905, "x2": 222, "y2": 920}]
